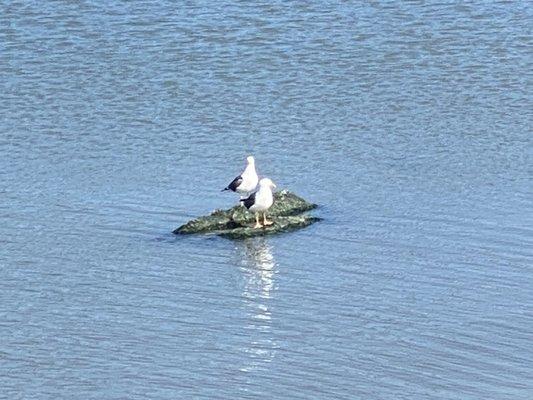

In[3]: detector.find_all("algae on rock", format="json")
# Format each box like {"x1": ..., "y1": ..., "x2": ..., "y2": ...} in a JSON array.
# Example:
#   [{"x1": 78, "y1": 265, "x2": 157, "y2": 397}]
[
  {"x1": 173, "y1": 190, "x2": 319, "y2": 238},
  {"x1": 218, "y1": 215, "x2": 320, "y2": 239}
]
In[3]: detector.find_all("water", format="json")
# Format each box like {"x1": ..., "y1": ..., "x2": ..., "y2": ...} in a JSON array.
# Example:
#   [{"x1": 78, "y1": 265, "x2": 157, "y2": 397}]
[{"x1": 1, "y1": 1, "x2": 532, "y2": 398}]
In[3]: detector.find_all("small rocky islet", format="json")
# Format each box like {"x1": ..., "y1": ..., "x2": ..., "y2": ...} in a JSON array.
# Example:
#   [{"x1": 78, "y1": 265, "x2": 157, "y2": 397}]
[{"x1": 173, "y1": 190, "x2": 320, "y2": 239}]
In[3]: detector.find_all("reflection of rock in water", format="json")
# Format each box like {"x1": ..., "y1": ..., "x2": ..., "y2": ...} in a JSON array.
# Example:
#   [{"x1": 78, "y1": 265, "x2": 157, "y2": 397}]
[{"x1": 236, "y1": 237, "x2": 278, "y2": 372}]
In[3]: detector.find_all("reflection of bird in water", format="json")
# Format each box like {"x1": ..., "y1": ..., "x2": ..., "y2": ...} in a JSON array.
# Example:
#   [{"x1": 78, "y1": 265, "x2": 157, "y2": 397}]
[
  {"x1": 240, "y1": 237, "x2": 276, "y2": 300},
  {"x1": 234, "y1": 237, "x2": 278, "y2": 372}
]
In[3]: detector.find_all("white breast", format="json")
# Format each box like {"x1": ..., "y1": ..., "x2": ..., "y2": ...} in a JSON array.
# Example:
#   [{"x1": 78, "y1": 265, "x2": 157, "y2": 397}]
[
  {"x1": 237, "y1": 165, "x2": 259, "y2": 193},
  {"x1": 249, "y1": 187, "x2": 273, "y2": 212}
]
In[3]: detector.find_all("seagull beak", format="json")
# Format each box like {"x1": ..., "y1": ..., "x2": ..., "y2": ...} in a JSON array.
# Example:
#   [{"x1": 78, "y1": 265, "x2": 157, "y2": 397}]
[{"x1": 272, "y1": 182, "x2": 277, "y2": 188}]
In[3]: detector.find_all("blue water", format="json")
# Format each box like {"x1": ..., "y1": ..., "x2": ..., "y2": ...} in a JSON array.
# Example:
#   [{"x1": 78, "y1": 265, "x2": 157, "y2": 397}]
[{"x1": 1, "y1": 1, "x2": 532, "y2": 399}]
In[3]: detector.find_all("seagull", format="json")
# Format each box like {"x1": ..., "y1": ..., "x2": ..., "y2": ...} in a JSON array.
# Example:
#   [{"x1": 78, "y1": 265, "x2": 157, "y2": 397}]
[
  {"x1": 240, "y1": 178, "x2": 276, "y2": 228},
  {"x1": 222, "y1": 155, "x2": 259, "y2": 199}
]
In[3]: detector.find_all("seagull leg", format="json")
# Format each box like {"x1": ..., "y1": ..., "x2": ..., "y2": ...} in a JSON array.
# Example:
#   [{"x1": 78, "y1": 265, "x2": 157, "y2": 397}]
[
  {"x1": 254, "y1": 213, "x2": 263, "y2": 229},
  {"x1": 263, "y1": 212, "x2": 274, "y2": 226}
]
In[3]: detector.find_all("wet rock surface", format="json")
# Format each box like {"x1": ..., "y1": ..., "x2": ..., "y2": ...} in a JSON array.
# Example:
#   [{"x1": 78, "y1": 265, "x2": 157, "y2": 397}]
[{"x1": 173, "y1": 190, "x2": 319, "y2": 238}]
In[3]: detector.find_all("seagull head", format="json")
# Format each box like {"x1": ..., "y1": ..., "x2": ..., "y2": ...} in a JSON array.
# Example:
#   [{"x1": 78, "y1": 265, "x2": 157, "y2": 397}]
[
  {"x1": 246, "y1": 155, "x2": 255, "y2": 165},
  {"x1": 259, "y1": 177, "x2": 276, "y2": 189}
]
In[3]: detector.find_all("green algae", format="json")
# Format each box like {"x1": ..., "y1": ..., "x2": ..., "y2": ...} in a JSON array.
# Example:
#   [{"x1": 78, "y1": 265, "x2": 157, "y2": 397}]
[
  {"x1": 173, "y1": 190, "x2": 319, "y2": 238},
  {"x1": 217, "y1": 215, "x2": 321, "y2": 239}
]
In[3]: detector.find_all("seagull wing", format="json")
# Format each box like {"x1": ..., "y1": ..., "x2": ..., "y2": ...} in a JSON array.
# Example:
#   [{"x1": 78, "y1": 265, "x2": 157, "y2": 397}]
[
  {"x1": 223, "y1": 175, "x2": 243, "y2": 192},
  {"x1": 241, "y1": 191, "x2": 256, "y2": 209}
]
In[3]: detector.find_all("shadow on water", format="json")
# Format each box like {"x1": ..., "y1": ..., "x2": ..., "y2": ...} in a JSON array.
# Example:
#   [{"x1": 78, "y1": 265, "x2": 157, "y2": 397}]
[{"x1": 233, "y1": 237, "x2": 278, "y2": 372}]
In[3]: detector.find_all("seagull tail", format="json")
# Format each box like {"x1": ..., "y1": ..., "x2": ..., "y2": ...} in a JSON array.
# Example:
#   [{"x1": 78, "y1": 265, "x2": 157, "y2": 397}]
[{"x1": 221, "y1": 187, "x2": 229, "y2": 192}]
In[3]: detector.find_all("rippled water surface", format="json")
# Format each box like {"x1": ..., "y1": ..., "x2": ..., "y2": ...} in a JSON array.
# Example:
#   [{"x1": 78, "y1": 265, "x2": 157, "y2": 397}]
[{"x1": 1, "y1": 1, "x2": 532, "y2": 399}]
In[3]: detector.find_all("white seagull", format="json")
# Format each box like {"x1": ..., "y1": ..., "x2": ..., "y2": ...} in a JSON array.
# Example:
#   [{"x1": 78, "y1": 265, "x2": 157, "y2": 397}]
[
  {"x1": 222, "y1": 155, "x2": 259, "y2": 199},
  {"x1": 240, "y1": 178, "x2": 277, "y2": 228}
]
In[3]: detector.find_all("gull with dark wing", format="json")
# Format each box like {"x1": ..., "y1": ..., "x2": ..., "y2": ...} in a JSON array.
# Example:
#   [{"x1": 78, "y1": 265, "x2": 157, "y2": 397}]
[
  {"x1": 240, "y1": 178, "x2": 276, "y2": 228},
  {"x1": 222, "y1": 155, "x2": 259, "y2": 199}
]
